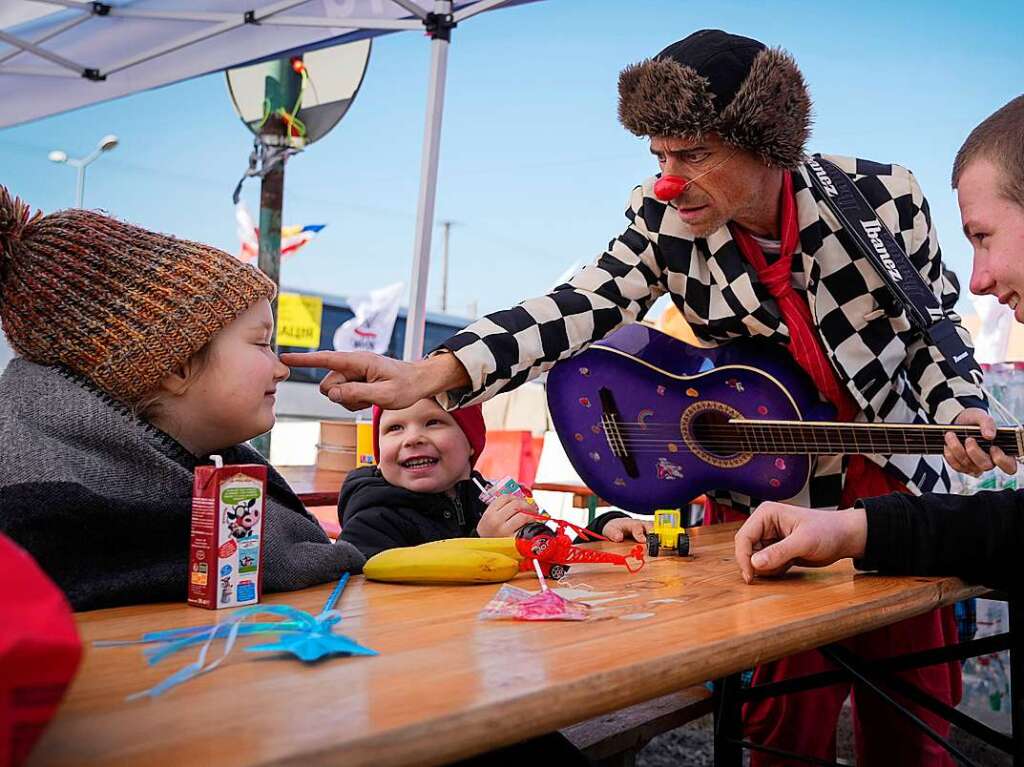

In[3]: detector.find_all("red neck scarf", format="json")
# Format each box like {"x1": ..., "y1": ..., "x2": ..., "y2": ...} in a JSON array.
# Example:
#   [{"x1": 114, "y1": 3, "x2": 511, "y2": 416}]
[
  {"x1": 727, "y1": 171, "x2": 904, "y2": 511},
  {"x1": 730, "y1": 171, "x2": 858, "y2": 421}
]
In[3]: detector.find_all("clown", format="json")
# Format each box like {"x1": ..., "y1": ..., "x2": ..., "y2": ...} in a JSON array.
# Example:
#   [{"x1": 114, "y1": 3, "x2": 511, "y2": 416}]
[{"x1": 286, "y1": 30, "x2": 1006, "y2": 765}]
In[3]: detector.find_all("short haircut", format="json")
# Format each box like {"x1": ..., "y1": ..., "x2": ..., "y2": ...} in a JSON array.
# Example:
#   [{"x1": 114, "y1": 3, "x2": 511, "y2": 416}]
[{"x1": 951, "y1": 94, "x2": 1024, "y2": 208}]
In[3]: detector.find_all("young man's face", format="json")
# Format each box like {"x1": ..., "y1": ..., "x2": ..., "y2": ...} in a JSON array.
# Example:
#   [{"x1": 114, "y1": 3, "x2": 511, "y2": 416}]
[
  {"x1": 377, "y1": 399, "x2": 473, "y2": 494},
  {"x1": 649, "y1": 133, "x2": 768, "y2": 237},
  {"x1": 959, "y1": 158, "x2": 1024, "y2": 322}
]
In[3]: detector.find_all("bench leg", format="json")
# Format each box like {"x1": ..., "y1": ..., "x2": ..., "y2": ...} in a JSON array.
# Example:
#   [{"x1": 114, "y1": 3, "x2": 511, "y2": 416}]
[
  {"x1": 713, "y1": 674, "x2": 743, "y2": 767},
  {"x1": 1012, "y1": 599, "x2": 1024, "y2": 767},
  {"x1": 589, "y1": 753, "x2": 637, "y2": 767}
]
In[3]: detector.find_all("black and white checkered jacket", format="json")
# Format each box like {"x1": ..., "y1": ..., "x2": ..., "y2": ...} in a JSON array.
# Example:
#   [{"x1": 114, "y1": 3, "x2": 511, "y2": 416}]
[{"x1": 439, "y1": 155, "x2": 986, "y2": 513}]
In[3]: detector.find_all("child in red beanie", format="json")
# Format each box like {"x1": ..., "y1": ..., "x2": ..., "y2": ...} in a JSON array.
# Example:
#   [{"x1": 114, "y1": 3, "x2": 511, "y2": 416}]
[{"x1": 337, "y1": 398, "x2": 648, "y2": 557}]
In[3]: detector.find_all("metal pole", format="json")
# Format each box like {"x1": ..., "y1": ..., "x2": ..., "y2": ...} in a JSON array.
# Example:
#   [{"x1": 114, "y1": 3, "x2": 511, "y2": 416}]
[
  {"x1": 440, "y1": 220, "x2": 451, "y2": 313},
  {"x1": 258, "y1": 162, "x2": 285, "y2": 307},
  {"x1": 1011, "y1": 599, "x2": 1024, "y2": 766},
  {"x1": 75, "y1": 163, "x2": 85, "y2": 208},
  {"x1": 251, "y1": 57, "x2": 302, "y2": 459},
  {"x1": 402, "y1": 0, "x2": 453, "y2": 361},
  {"x1": 256, "y1": 58, "x2": 302, "y2": 318},
  {"x1": 713, "y1": 674, "x2": 743, "y2": 767}
]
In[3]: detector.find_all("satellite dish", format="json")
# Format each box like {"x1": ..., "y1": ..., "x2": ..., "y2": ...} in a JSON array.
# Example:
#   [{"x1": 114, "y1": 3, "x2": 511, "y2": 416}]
[{"x1": 226, "y1": 39, "x2": 372, "y2": 148}]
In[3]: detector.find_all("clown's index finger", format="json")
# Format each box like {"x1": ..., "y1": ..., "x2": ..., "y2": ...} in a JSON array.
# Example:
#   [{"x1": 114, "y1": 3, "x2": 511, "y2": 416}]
[{"x1": 280, "y1": 351, "x2": 367, "y2": 372}]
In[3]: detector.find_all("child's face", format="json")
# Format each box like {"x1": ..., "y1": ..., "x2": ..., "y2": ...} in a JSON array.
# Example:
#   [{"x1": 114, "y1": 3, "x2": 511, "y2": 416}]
[
  {"x1": 377, "y1": 399, "x2": 473, "y2": 494},
  {"x1": 164, "y1": 299, "x2": 289, "y2": 454}
]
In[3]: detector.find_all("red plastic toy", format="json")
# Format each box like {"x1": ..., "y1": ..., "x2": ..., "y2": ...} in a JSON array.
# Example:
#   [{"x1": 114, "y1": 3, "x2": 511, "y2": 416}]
[{"x1": 513, "y1": 509, "x2": 645, "y2": 580}]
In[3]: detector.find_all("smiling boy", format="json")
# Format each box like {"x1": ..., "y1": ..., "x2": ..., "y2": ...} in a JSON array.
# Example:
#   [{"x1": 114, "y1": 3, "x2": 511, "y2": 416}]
[{"x1": 337, "y1": 398, "x2": 648, "y2": 558}]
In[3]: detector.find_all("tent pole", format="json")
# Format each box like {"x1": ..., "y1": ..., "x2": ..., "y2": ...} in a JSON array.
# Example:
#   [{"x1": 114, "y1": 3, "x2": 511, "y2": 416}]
[{"x1": 402, "y1": 0, "x2": 453, "y2": 361}]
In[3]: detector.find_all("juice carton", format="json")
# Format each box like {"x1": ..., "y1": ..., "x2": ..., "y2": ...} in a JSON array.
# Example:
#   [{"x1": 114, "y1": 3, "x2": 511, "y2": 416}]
[{"x1": 188, "y1": 455, "x2": 266, "y2": 609}]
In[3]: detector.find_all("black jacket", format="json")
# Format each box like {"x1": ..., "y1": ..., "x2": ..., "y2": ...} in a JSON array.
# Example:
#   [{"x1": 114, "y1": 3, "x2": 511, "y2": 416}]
[
  {"x1": 858, "y1": 489, "x2": 1023, "y2": 591},
  {"x1": 338, "y1": 467, "x2": 628, "y2": 558}
]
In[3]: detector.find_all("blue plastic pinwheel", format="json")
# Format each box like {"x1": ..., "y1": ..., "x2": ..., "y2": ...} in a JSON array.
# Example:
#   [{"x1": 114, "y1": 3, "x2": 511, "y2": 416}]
[
  {"x1": 246, "y1": 631, "x2": 377, "y2": 661},
  {"x1": 246, "y1": 574, "x2": 377, "y2": 661}
]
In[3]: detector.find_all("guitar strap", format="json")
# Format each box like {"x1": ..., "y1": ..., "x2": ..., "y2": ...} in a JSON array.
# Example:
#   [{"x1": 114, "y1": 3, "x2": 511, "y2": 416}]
[{"x1": 804, "y1": 155, "x2": 983, "y2": 387}]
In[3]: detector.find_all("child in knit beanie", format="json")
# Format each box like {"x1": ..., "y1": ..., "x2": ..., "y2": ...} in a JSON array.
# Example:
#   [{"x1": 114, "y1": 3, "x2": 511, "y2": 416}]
[
  {"x1": 0, "y1": 187, "x2": 364, "y2": 611},
  {"x1": 337, "y1": 397, "x2": 650, "y2": 558}
]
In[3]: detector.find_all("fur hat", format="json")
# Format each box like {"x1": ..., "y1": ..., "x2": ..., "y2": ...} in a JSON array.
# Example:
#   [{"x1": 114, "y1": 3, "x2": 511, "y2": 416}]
[
  {"x1": 372, "y1": 403, "x2": 487, "y2": 467},
  {"x1": 0, "y1": 187, "x2": 275, "y2": 404},
  {"x1": 618, "y1": 29, "x2": 811, "y2": 169}
]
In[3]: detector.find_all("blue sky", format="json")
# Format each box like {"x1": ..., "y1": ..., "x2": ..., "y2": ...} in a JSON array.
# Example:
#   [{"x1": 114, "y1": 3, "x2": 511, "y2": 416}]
[{"x1": 1, "y1": 0, "x2": 1021, "y2": 318}]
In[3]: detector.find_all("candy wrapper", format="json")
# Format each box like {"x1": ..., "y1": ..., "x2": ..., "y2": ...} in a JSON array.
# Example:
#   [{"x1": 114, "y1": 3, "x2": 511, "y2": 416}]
[
  {"x1": 479, "y1": 585, "x2": 589, "y2": 622},
  {"x1": 477, "y1": 475, "x2": 538, "y2": 507}
]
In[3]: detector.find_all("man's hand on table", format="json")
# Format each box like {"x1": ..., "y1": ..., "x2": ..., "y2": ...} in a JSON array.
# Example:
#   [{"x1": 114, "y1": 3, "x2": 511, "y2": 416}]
[
  {"x1": 946, "y1": 408, "x2": 1017, "y2": 477},
  {"x1": 734, "y1": 502, "x2": 867, "y2": 584},
  {"x1": 280, "y1": 350, "x2": 471, "y2": 411}
]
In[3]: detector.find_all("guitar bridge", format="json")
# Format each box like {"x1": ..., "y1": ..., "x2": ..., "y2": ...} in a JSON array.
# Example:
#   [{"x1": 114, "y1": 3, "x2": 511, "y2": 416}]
[{"x1": 599, "y1": 387, "x2": 639, "y2": 479}]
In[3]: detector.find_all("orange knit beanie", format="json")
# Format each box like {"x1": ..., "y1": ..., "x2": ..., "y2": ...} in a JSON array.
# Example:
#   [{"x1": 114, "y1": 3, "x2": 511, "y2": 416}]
[{"x1": 0, "y1": 186, "x2": 275, "y2": 403}]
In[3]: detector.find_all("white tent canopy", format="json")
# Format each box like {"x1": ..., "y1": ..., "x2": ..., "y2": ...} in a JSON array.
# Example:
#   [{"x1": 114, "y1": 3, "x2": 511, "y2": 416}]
[{"x1": 0, "y1": 0, "x2": 538, "y2": 359}]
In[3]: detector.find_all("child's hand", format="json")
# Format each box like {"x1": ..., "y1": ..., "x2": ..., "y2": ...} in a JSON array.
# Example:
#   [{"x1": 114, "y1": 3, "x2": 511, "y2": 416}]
[
  {"x1": 602, "y1": 516, "x2": 651, "y2": 543},
  {"x1": 476, "y1": 494, "x2": 536, "y2": 538}
]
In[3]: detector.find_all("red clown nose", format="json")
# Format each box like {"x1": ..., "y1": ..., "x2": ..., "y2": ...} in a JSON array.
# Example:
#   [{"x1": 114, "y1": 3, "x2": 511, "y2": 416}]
[{"x1": 653, "y1": 175, "x2": 688, "y2": 201}]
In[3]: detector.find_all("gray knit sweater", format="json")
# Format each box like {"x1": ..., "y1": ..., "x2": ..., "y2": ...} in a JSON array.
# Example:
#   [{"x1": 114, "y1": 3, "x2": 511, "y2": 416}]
[{"x1": 0, "y1": 358, "x2": 363, "y2": 611}]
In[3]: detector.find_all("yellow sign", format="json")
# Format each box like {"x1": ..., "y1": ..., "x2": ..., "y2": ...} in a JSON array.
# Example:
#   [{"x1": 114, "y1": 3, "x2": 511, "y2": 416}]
[
  {"x1": 276, "y1": 292, "x2": 323, "y2": 349},
  {"x1": 356, "y1": 420, "x2": 376, "y2": 466}
]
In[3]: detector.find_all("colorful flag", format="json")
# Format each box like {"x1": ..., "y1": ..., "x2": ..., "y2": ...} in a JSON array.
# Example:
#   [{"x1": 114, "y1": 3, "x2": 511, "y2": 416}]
[{"x1": 235, "y1": 202, "x2": 325, "y2": 263}]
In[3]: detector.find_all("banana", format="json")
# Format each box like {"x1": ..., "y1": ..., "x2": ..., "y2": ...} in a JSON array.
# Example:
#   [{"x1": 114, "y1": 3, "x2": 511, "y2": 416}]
[
  {"x1": 419, "y1": 537, "x2": 523, "y2": 560},
  {"x1": 363, "y1": 545, "x2": 520, "y2": 584}
]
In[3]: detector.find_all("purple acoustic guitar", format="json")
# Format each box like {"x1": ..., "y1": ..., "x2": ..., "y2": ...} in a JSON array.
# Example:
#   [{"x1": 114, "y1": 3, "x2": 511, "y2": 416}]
[{"x1": 546, "y1": 324, "x2": 1023, "y2": 515}]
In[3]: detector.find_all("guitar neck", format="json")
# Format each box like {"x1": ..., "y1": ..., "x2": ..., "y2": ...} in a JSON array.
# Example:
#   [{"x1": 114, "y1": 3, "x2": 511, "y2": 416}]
[{"x1": 729, "y1": 420, "x2": 1023, "y2": 456}]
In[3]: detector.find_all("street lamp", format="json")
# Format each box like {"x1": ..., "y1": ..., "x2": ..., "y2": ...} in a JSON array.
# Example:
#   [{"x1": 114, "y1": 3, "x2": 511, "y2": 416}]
[{"x1": 48, "y1": 134, "x2": 119, "y2": 208}]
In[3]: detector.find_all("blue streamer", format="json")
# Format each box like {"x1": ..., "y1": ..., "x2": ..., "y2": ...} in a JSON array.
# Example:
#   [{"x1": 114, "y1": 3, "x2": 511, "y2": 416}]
[{"x1": 98, "y1": 574, "x2": 374, "y2": 700}]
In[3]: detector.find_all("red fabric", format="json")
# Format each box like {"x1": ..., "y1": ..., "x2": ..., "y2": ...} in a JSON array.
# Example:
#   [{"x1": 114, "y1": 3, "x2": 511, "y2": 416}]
[
  {"x1": 714, "y1": 172, "x2": 961, "y2": 765},
  {"x1": 0, "y1": 533, "x2": 82, "y2": 767},
  {"x1": 706, "y1": 170, "x2": 906, "y2": 519},
  {"x1": 731, "y1": 170, "x2": 854, "y2": 420},
  {"x1": 744, "y1": 608, "x2": 961, "y2": 767},
  {"x1": 372, "y1": 403, "x2": 487, "y2": 467},
  {"x1": 475, "y1": 431, "x2": 543, "y2": 487}
]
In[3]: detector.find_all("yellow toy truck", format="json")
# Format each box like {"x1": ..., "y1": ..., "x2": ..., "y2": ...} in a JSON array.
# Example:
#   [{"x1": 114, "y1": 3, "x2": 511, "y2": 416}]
[{"x1": 645, "y1": 508, "x2": 690, "y2": 557}]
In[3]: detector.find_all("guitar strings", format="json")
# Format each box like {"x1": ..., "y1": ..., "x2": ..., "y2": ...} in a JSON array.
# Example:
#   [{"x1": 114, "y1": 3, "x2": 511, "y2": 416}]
[
  {"x1": 599, "y1": 423, "x2": 1014, "y2": 443},
  {"x1": 609, "y1": 421, "x2": 1000, "y2": 432},
  {"x1": 588, "y1": 426, "x2": 1014, "y2": 445},
  {"x1": 579, "y1": 426, "x2": 1016, "y2": 455},
  {"x1": 575, "y1": 443, "x2": 1011, "y2": 456},
  {"x1": 595, "y1": 437, "x2": 1015, "y2": 452}
]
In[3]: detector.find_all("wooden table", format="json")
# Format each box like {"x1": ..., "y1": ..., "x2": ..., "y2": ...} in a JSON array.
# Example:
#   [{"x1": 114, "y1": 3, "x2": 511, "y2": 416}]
[
  {"x1": 277, "y1": 464, "x2": 347, "y2": 507},
  {"x1": 30, "y1": 523, "x2": 988, "y2": 767}
]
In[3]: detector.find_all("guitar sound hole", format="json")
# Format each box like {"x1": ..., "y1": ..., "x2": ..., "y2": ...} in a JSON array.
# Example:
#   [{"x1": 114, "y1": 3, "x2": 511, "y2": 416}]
[{"x1": 691, "y1": 410, "x2": 736, "y2": 458}]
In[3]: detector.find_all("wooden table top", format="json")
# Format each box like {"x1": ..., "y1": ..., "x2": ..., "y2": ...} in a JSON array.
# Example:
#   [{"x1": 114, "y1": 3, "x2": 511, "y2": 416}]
[
  {"x1": 277, "y1": 464, "x2": 347, "y2": 507},
  {"x1": 30, "y1": 523, "x2": 982, "y2": 767}
]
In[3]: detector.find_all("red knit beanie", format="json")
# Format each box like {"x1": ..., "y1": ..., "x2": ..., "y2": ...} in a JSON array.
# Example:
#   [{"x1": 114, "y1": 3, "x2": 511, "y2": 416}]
[{"x1": 372, "y1": 402, "x2": 486, "y2": 467}]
